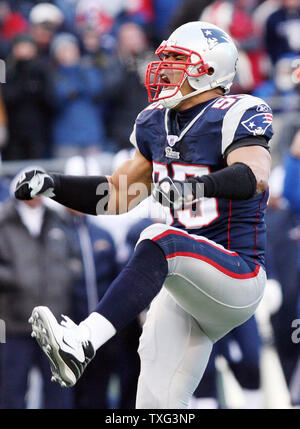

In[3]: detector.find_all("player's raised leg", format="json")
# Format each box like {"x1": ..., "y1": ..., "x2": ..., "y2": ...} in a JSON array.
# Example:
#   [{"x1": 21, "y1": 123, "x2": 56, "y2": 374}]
[
  {"x1": 29, "y1": 238, "x2": 169, "y2": 387},
  {"x1": 29, "y1": 221, "x2": 266, "y2": 391},
  {"x1": 136, "y1": 288, "x2": 213, "y2": 409}
]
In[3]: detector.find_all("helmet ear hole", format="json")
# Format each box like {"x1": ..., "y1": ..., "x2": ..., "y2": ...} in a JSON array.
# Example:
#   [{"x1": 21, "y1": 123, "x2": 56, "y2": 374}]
[{"x1": 208, "y1": 67, "x2": 214, "y2": 76}]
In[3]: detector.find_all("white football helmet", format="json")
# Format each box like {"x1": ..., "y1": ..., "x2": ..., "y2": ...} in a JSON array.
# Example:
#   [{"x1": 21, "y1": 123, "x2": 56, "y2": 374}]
[{"x1": 145, "y1": 21, "x2": 238, "y2": 108}]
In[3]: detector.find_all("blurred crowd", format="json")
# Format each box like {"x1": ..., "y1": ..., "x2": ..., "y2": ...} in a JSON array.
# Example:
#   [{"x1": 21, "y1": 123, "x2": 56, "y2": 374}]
[
  {"x1": 0, "y1": 0, "x2": 300, "y2": 159},
  {"x1": 0, "y1": 0, "x2": 300, "y2": 409}
]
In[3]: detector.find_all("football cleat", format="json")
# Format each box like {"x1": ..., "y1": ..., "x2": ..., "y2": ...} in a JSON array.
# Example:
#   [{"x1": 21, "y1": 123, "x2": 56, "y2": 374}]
[{"x1": 29, "y1": 306, "x2": 95, "y2": 387}]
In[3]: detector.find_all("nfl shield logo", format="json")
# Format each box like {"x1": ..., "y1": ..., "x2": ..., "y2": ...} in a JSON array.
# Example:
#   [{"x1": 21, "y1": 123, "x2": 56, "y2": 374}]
[{"x1": 167, "y1": 135, "x2": 179, "y2": 147}]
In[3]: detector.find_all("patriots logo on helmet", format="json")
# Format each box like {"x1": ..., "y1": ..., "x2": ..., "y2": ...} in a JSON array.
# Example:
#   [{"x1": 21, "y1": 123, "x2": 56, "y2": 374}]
[
  {"x1": 201, "y1": 28, "x2": 231, "y2": 50},
  {"x1": 241, "y1": 113, "x2": 273, "y2": 136}
]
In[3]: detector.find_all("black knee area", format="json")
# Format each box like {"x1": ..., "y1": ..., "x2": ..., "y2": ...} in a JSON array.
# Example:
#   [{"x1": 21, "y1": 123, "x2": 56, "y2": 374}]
[
  {"x1": 128, "y1": 239, "x2": 168, "y2": 286},
  {"x1": 95, "y1": 239, "x2": 168, "y2": 331}
]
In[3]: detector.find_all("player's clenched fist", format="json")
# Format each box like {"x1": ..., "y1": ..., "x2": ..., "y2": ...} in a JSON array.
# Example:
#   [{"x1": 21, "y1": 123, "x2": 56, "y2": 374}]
[
  {"x1": 14, "y1": 169, "x2": 55, "y2": 200},
  {"x1": 152, "y1": 177, "x2": 194, "y2": 210}
]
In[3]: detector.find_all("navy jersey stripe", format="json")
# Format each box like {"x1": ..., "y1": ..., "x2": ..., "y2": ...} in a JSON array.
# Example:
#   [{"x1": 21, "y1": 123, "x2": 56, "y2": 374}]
[
  {"x1": 252, "y1": 191, "x2": 267, "y2": 264},
  {"x1": 152, "y1": 229, "x2": 259, "y2": 278},
  {"x1": 227, "y1": 200, "x2": 232, "y2": 250}
]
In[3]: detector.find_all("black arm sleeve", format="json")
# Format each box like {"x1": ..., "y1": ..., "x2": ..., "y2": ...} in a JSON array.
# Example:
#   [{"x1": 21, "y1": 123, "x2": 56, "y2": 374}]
[
  {"x1": 187, "y1": 162, "x2": 257, "y2": 200},
  {"x1": 224, "y1": 136, "x2": 270, "y2": 159},
  {"x1": 51, "y1": 174, "x2": 109, "y2": 215}
]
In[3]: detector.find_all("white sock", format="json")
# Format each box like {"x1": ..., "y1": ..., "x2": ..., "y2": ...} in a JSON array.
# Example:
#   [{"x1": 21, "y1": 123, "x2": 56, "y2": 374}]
[
  {"x1": 79, "y1": 312, "x2": 116, "y2": 351},
  {"x1": 188, "y1": 396, "x2": 218, "y2": 409},
  {"x1": 242, "y1": 388, "x2": 263, "y2": 409}
]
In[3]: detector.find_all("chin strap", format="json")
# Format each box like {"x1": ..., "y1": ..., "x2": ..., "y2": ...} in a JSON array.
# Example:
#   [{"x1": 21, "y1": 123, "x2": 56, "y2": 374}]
[
  {"x1": 160, "y1": 86, "x2": 215, "y2": 109},
  {"x1": 160, "y1": 89, "x2": 185, "y2": 108}
]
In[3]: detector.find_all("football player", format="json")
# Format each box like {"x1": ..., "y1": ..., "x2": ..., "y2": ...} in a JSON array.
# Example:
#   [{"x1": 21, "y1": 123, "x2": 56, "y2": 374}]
[{"x1": 15, "y1": 21, "x2": 273, "y2": 408}]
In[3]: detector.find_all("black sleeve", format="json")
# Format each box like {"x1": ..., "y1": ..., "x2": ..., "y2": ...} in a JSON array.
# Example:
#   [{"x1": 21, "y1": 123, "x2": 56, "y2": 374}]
[
  {"x1": 224, "y1": 136, "x2": 270, "y2": 160},
  {"x1": 51, "y1": 174, "x2": 110, "y2": 215},
  {"x1": 187, "y1": 162, "x2": 257, "y2": 200}
]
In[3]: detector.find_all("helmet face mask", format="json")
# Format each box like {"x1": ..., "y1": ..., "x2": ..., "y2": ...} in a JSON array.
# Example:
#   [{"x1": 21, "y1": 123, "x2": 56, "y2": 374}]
[
  {"x1": 144, "y1": 21, "x2": 238, "y2": 108},
  {"x1": 145, "y1": 43, "x2": 210, "y2": 104}
]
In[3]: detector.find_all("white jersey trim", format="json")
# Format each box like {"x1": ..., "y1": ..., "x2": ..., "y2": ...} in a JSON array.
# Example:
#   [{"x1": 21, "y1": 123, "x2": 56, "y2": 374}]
[
  {"x1": 164, "y1": 98, "x2": 218, "y2": 143},
  {"x1": 129, "y1": 123, "x2": 138, "y2": 149},
  {"x1": 221, "y1": 95, "x2": 270, "y2": 154}
]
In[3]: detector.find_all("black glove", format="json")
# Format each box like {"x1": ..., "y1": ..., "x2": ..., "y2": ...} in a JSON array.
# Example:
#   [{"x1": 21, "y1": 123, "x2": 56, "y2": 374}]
[
  {"x1": 14, "y1": 169, "x2": 55, "y2": 200},
  {"x1": 152, "y1": 177, "x2": 195, "y2": 210}
]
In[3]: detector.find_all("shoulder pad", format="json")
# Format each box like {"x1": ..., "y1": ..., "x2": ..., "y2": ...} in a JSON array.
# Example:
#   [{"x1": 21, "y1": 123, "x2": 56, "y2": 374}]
[
  {"x1": 136, "y1": 102, "x2": 166, "y2": 125},
  {"x1": 221, "y1": 94, "x2": 273, "y2": 153}
]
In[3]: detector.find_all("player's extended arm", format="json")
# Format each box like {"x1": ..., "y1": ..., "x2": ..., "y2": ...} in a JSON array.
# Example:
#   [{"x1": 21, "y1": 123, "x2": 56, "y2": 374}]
[
  {"x1": 14, "y1": 149, "x2": 153, "y2": 215},
  {"x1": 106, "y1": 149, "x2": 153, "y2": 214}
]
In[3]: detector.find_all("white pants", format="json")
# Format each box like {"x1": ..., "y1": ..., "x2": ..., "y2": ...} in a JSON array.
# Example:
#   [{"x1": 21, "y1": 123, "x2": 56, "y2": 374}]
[{"x1": 135, "y1": 224, "x2": 266, "y2": 409}]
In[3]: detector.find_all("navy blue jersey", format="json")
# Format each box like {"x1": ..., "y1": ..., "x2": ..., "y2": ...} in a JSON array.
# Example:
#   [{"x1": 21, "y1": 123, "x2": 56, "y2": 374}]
[{"x1": 130, "y1": 94, "x2": 273, "y2": 268}]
